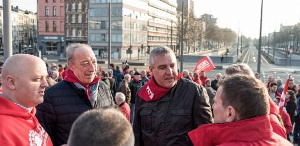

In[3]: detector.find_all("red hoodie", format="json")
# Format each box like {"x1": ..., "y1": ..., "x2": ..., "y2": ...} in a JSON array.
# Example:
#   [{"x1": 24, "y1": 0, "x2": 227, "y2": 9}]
[
  {"x1": 0, "y1": 96, "x2": 53, "y2": 146},
  {"x1": 188, "y1": 115, "x2": 292, "y2": 146}
]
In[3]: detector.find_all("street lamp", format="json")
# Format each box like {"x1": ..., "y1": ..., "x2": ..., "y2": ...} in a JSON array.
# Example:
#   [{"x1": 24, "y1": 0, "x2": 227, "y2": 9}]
[{"x1": 257, "y1": 0, "x2": 263, "y2": 74}]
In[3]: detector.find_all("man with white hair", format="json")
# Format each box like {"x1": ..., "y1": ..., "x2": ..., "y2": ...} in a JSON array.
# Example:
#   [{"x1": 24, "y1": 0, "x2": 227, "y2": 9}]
[
  {"x1": 211, "y1": 73, "x2": 222, "y2": 90},
  {"x1": 118, "y1": 74, "x2": 131, "y2": 104},
  {"x1": 115, "y1": 92, "x2": 130, "y2": 122}
]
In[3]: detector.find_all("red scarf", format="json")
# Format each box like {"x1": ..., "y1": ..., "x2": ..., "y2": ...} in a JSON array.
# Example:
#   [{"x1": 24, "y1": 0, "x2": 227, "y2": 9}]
[
  {"x1": 64, "y1": 69, "x2": 100, "y2": 100},
  {"x1": 138, "y1": 77, "x2": 173, "y2": 102}
]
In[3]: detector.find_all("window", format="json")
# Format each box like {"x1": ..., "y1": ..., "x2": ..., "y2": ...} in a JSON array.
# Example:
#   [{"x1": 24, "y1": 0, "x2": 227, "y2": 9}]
[
  {"x1": 72, "y1": 3, "x2": 75, "y2": 12},
  {"x1": 101, "y1": 34, "x2": 105, "y2": 41},
  {"x1": 66, "y1": 14, "x2": 69, "y2": 23},
  {"x1": 53, "y1": 21, "x2": 57, "y2": 32},
  {"x1": 45, "y1": 21, "x2": 49, "y2": 32},
  {"x1": 78, "y1": 28, "x2": 82, "y2": 37},
  {"x1": 85, "y1": 3, "x2": 88, "y2": 12},
  {"x1": 78, "y1": 2, "x2": 82, "y2": 12},
  {"x1": 66, "y1": 3, "x2": 69, "y2": 11},
  {"x1": 45, "y1": 6, "x2": 49, "y2": 16},
  {"x1": 72, "y1": 28, "x2": 76, "y2": 37},
  {"x1": 100, "y1": 21, "x2": 106, "y2": 29},
  {"x1": 53, "y1": 6, "x2": 57, "y2": 16},
  {"x1": 78, "y1": 14, "x2": 82, "y2": 23},
  {"x1": 72, "y1": 14, "x2": 75, "y2": 23},
  {"x1": 46, "y1": 0, "x2": 48, "y2": 3},
  {"x1": 53, "y1": 0, "x2": 56, "y2": 2}
]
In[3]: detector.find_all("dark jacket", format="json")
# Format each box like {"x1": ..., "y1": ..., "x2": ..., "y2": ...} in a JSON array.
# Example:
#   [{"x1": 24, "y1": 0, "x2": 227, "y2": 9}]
[
  {"x1": 133, "y1": 78, "x2": 213, "y2": 146},
  {"x1": 129, "y1": 80, "x2": 142, "y2": 104},
  {"x1": 118, "y1": 80, "x2": 131, "y2": 104},
  {"x1": 211, "y1": 79, "x2": 219, "y2": 91},
  {"x1": 108, "y1": 77, "x2": 116, "y2": 97},
  {"x1": 36, "y1": 80, "x2": 114, "y2": 146}
]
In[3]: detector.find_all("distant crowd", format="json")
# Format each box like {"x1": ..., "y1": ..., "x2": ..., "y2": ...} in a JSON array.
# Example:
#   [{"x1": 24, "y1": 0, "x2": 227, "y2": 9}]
[{"x1": 0, "y1": 43, "x2": 298, "y2": 146}]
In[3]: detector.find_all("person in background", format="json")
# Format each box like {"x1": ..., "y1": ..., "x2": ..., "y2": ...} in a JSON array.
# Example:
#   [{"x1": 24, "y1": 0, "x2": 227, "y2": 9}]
[
  {"x1": 182, "y1": 70, "x2": 192, "y2": 80},
  {"x1": 276, "y1": 79, "x2": 284, "y2": 93},
  {"x1": 267, "y1": 75, "x2": 275, "y2": 90},
  {"x1": 211, "y1": 73, "x2": 222, "y2": 91},
  {"x1": 193, "y1": 72, "x2": 202, "y2": 85},
  {"x1": 255, "y1": 72, "x2": 261, "y2": 80},
  {"x1": 129, "y1": 71, "x2": 142, "y2": 124},
  {"x1": 288, "y1": 79, "x2": 297, "y2": 93},
  {"x1": 0, "y1": 54, "x2": 52, "y2": 145},
  {"x1": 115, "y1": 92, "x2": 130, "y2": 122},
  {"x1": 274, "y1": 97, "x2": 293, "y2": 140},
  {"x1": 268, "y1": 82, "x2": 281, "y2": 100},
  {"x1": 140, "y1": 70, "x2": 149, "y2": 85},
  {"x1": 189, "y1": 75, "x2": 292, "y2": 146},
  {"x1": 37, "y1": 43, "x2": 114, "y2": 146},
  {"x1": 200, "y1": 70, "x2": 209, "y2": 86},
  {"x1": 205, "y1": 79, "x2": 216, "y2": 107},
  {"x1": 67, "y1": 108, "x2": 134, "y2": 146},
  {"x1": 117, "y1": 74, "x2": 131, "y2": 104},
  {"x1": 134, "y1": 46, "x2": 213, "y2": 145}
]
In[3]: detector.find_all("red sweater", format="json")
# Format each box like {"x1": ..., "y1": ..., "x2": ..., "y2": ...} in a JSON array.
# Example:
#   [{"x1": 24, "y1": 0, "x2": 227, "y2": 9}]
[
  {"x1": 0, "y1": 96, "x2": 53, "y2": 146},
  {"x1": 188, "y1": 115, "x2": 292, "y2": 146}
]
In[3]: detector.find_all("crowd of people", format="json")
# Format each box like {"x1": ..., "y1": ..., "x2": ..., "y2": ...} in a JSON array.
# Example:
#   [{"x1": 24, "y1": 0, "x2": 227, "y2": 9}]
[{"x1": 0, "y1": 43, "x2": 299, "y2": 146}]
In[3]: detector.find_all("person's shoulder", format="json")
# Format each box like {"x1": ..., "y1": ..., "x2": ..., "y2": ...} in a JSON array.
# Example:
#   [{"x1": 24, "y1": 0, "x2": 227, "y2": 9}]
[{"x1": 45, "y1": 80, "x2": 69, "y2": 93}]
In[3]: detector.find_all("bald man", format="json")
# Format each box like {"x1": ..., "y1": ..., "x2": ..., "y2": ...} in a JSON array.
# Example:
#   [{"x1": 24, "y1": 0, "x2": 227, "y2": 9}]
[{"x1": 0, "y1": 54, "x2": 52, "y2": 145}]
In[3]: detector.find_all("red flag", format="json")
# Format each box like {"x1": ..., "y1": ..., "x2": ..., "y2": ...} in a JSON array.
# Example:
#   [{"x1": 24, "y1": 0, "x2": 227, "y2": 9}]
[
  {"x1": 193, "y1": 56, "x2": 215, "y2": 73},
  {"x1": 279, "y1": 78, "x2": 289, "y2": 115}
]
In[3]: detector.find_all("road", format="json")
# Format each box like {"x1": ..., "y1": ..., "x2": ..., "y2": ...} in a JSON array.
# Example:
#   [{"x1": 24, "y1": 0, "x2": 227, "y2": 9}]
[{"x1": 240, "y1": 46, "x2": 300, "y2": 83}]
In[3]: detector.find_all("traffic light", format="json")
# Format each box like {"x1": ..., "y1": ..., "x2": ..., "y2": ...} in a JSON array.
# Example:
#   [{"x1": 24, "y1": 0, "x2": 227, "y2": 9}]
[
  {"x1": 146, "y1": 46, "x2": 150, "y2": 54},
  {"x1": 117, "y1": 49, "x2": 119, "y2": 52}
]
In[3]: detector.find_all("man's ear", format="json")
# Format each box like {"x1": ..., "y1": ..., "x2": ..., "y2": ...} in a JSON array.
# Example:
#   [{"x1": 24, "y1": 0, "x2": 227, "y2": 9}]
[
  {"x1": 225, "y1": 106, "x2": 236, "y2": 122},
  {"x1": 149, "y1": 66, "x2": 153, "y2": 72},
  {"x1": 5, "y1": 75, "x2": 16, "y2": 90}
]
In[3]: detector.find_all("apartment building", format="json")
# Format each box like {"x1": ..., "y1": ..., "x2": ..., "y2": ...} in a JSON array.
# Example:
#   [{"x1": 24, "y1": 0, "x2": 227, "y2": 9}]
[
  {"x1": 88, "y1": 0, "x2": 148, "y2": 59},
  {"x1": 38, "y1": 0, "x2": 65, "y2": 55},
  {"x1": 65, "y1": 0, "x2": 88, "y2": 45}
]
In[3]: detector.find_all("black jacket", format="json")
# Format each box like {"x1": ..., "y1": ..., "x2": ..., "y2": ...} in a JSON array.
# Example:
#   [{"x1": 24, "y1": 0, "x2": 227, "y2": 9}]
[
  {"x1": 133, "y1": 78, "x2": 213, "y2": 146},
  {"x1": 129, "y1": 80, "x2": 142, "y2": 104},
  {"x1": 36, "y1": 80, "x2": 114, "y2": 146}
]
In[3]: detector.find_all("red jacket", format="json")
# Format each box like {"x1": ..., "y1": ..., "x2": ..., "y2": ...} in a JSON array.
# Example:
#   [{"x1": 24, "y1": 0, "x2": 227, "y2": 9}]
[
  {"x1": 0, "y1": 96, "x2": 53, "y2": 146},
  {"x1": 268, "y1": 97, "x2": 287, "y2": 138},
  {"x1": 119, "y1": 102, "x2": 130, "y2": 122},
  {"x1": 188, "y1": 115, "x2": 292, "y2": 146},
  {"x1": 282, "y1": 111, "x2": 293, "y2": 134},
  {"x1": 200, "y1": 76, "x2": 208, "y2": 86}
]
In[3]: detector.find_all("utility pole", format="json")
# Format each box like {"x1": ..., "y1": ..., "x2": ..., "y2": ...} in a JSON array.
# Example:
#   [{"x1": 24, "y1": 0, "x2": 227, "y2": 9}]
[
  {"x1": 180, "y1": 2, "x2": 184, "y2": 72},
  {"x1": 237, "y1": 32, "x2": 239, "y2": 57},
  {"x1": 267, "y1": 33, "x2": 270, "y2": 59},
  {"x1": 3, "y1": 0, "x2": 12, "y2": 59},
  {"x1": 171, "y1": 22, "x2": 173, "y2": 51},
  {"x1": 257, "y1": 0, "x2": 263, "y2": 74},
  {"x1": 273, "y1": 31, "x2": 276, "y2": 61},
  {"x1": 108, "y1": 2, "x2": 111, "y2": 69}
]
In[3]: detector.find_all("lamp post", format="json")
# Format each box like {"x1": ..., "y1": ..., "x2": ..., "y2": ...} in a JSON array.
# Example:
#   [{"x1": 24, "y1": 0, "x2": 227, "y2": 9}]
[
  {"x1": 257, "y1": 0, "x2": 263, "y2": 74},
  {"x1": 180, "y1": 2, "x2": 184, "y2": 72},
  {"x1": 108, "y1": 2, "x2": 111, "y2": 69}
]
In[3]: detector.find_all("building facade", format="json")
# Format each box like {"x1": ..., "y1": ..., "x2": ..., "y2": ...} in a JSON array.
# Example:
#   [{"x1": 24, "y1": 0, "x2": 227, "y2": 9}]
[
  {"x1": 65, "y1": 0, "x2": 88, "y2": 46},
  {"x1": 148, "y1": 0, "x2": 178, "y2": 53},
  {"x1": 88, "y1": 0, "x2": 148, "y2": 59},
  {"x1": 38, "y1": 0, "x2": 65, "y2": 55}
]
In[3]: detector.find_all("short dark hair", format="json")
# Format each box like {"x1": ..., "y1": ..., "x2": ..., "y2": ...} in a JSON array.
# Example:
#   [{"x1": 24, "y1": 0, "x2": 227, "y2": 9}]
[
  {"x1": 110, "y1": 63, "x2": 115, "y2": 68},
  {"x1": 219, "y1": 75, "x2": 269, "y2": 120},
  {"x1": 68, "y1": 108, "x2": 134, "y2": 146},
  {"x1": 270, "y1": 82, "x2": 278, "y2": 88}
]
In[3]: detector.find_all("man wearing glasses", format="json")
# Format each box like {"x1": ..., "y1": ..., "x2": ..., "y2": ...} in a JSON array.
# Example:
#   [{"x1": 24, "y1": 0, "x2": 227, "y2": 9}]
[{"x1": 37, "y1": 43, "x2": 114, "y2": 146}]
